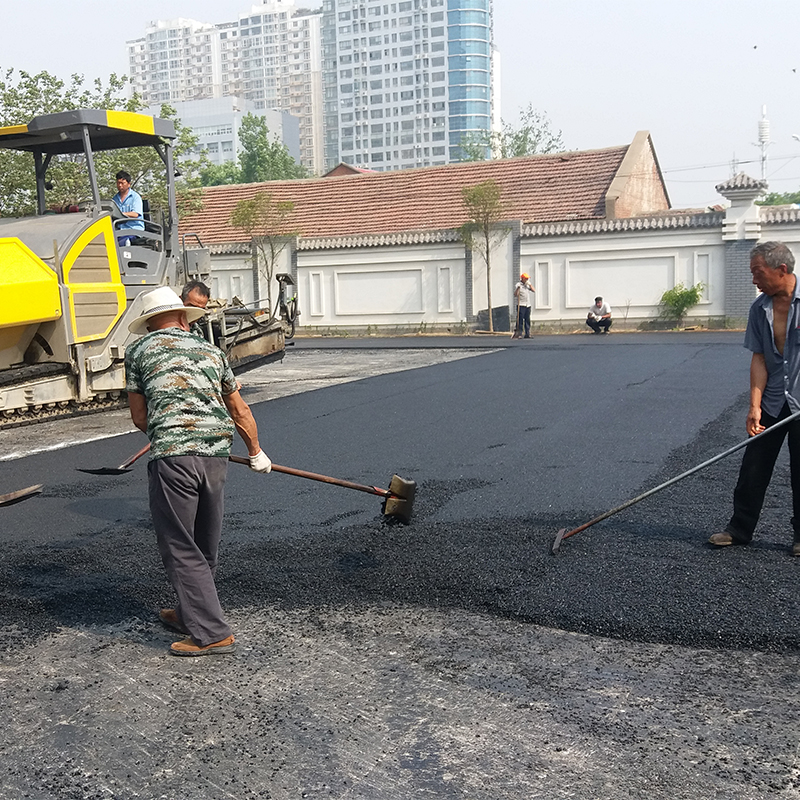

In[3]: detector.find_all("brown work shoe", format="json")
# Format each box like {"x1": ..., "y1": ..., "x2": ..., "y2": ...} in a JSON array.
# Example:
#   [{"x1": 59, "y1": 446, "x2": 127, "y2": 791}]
[
  {"x1": 159, "y1": 608, "x2": 189, "y2": 635},
  {"x1": 169, "y1": 635, "x2": 236, "y2": 657},
  {"x1": 708, "y1": 532, "x2": 746, "y2": 547},
  {"x1": 792, "y1": 542, "x2": 800, "y2": 557}
]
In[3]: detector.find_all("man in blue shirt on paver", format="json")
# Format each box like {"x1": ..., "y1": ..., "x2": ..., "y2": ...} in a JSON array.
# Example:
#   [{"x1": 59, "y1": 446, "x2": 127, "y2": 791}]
[
  {"x1": 112, "y1": 170, "x2": 144, "y2": 245},
  {"x1": 710, "y1": 241, "x2": 800, "y2": 556}
]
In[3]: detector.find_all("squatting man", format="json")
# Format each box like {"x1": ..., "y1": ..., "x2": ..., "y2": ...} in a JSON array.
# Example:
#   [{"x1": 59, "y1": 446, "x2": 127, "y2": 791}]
[
  {"x1": 586, "y1": 297, "x2": 612, "y2": 334},
  {"x1": 709, "y1": 241, "x2": 800, "y2": 557},
  {"x1": 125, "y1": 286, "x2": 272, "y2": 656}
]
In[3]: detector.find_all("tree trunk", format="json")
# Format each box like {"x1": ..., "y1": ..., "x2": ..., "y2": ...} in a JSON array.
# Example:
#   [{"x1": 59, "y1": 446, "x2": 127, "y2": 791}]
[{"x1": 484, "y1": 228, "x2": 493, "y2": 332}]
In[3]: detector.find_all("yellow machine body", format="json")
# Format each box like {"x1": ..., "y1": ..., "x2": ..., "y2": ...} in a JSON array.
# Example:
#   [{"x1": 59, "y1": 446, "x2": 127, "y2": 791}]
[
  {"x1": 0, "y1": 108, "x2": 285, "y2": 425},
  {"x1": 0, "y1": 237, "x2": 61, "y2": 329},
  {"x1": 61, "y1": 216, "x2": 126, "y2": 343}
]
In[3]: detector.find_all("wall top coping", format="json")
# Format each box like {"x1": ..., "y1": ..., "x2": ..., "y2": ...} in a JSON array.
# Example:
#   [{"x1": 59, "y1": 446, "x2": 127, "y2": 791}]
[
  {"x1": 207, "y1": 228, "x2": 463, "y2": 255},
  {"x1": 522, "y1": 210, "x2": 725, "y2": 238},
  {"x1": 760, "y1": 206, "x2": 800, "y2": 224},
  {"x1": 296, "y1": 229, "x2": 463, "y2": 250}
]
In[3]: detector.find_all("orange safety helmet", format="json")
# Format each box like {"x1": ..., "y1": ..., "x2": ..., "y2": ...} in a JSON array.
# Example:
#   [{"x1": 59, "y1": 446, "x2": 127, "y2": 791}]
[{"x1": 520, "y1": 273, "x2": 529, "y2": 281}]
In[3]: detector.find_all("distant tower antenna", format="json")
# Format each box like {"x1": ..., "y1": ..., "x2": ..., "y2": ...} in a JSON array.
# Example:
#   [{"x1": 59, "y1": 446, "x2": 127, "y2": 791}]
[{"x1": 757, "y1": 105, "x2": 771, "y2": 180}]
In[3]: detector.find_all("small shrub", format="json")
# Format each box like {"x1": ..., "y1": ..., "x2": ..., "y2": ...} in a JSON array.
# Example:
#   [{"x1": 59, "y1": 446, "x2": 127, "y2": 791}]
[{"x1": 658, "y1": 282, "x2": 704, "y2": 324}]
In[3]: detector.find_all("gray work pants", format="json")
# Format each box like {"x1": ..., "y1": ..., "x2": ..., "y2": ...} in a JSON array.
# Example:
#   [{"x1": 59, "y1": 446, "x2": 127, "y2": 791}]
[{"x1": 148, "y1": 456, "x2": 232, "y2": 646}]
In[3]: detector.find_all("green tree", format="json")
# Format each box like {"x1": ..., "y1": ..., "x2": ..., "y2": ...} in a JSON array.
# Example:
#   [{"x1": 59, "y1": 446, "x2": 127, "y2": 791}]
[
  {"x1": 458, "y1": 104, "x2": 565, "y2": 162},
  {"x1": 237, "y1": 113, "x2": 307, "y2": 183},
  {"x1": 200, "y1": 160, "x2": 243, "y2": 187},
  {"x1": 458, "y1": 180, "x2": 509, "y2": 333},
  {"x1": 0, "y1": 69, "x2": 132, "y2": 216},
  {"x1": 229, "y1": 191, "x2": 300, "y2": 312},
  {"x1": 0, "y1": 69, "x2": 202, "y2": 218},
  {"x1": 757, "y1": 190, "x2": 800, "y2": 206}
]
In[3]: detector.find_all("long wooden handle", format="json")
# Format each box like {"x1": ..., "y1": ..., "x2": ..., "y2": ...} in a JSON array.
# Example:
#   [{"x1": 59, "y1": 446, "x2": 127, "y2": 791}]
[
  {"x1": 228, "y1": 454, "x2": 394, "y2": 498},
  {"x1": 119, "y1": 443, "x2": 152, "y2": 470},
  {"x1": 556, "y1": 408, "x2": 800, "y2": 548},
  {"x1": 0, "y1": 484, "x2": 43, "y2": 506}
]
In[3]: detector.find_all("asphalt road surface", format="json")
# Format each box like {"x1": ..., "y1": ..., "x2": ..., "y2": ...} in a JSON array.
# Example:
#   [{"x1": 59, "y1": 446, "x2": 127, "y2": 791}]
[{"x1": 1, "y1": 332, "x2": 799, "y2": 799}]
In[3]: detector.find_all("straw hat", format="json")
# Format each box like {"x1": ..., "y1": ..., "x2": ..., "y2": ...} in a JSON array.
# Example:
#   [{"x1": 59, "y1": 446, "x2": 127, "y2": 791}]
[{"x1": 128, "y1": 286, "x2": 205, "y2": 334}]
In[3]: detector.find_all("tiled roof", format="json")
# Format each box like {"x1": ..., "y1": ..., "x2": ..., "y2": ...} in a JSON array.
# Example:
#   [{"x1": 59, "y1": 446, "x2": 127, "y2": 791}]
[
  {"x1": 181, "y1": 145, "x2": 631, "y2": 245},
  {"x1": 715, "y1": 172, "x2": 768, "y2": 195}
]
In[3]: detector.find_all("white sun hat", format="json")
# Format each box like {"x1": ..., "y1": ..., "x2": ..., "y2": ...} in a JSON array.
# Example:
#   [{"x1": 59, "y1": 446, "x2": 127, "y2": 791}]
[{"x1": 128, "y1": 286, "x2": 206, "y2": 335}]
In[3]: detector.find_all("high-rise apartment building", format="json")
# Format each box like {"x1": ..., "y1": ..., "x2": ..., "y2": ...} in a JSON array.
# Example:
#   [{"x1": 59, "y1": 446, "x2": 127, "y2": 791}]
[
  {"x1": 126, "y1": 2, "x2": 324, "y2": 174},
  {"x1": 321, "y1": 0, "x2": 496, "y2": 172}
]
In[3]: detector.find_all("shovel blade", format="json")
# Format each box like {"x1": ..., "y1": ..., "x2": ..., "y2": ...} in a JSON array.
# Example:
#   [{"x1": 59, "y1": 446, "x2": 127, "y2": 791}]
[
  {"x1": 382, "y1": 474, "x2": 416, "y2": 523},
  {"x1": 77, "y1": 467, "x2": 133, "y2": 476},
  {"x1": 551, "y1": 528, "x2": 567, "y2": 555}
]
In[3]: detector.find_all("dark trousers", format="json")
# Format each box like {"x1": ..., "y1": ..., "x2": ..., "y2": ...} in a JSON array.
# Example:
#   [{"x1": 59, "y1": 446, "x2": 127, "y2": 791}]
[
  {"x1": 726, "y1": 403, "x2": 800, "y2": 543},
  {"x1": 148, "y1": 456, "x2": 232, "y2": 646},
  {"x1": 587, "y1": 317, "x2": 612, "y2": 333},
  {"x1": 517, "y1": 306, "x2": 531, "y2": 337}
]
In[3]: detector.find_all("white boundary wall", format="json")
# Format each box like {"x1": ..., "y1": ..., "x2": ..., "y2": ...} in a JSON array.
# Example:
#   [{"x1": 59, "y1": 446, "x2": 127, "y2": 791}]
[
  {"x1": 297, "y1": 242, "x2": 467, "y2": 329},
  {"x1": 521, "y1": 227, "x2": 728, "y2": 326},
  {"x1": 206, "y1": 206, "x2": 800, "y2": 331}
]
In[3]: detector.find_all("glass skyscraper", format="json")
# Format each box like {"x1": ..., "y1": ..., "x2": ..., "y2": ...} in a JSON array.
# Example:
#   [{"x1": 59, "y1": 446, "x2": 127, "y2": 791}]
[
  {"x1": 447, "y1": 0, "x2": 492, "y2": 161},
  {"x1": 322, "y1": 0, "x2": 495, "y2": 171}
]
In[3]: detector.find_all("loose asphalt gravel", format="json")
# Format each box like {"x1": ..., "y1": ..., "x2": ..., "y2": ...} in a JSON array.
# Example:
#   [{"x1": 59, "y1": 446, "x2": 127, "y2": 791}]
[{"x1": 1, "y1": 333, "x2": 799, "y2": 799}]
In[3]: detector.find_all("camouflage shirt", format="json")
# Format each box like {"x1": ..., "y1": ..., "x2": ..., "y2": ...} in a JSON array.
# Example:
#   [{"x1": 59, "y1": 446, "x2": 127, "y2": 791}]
[{"x1": 125, "y1": 327, "x2": 237, "y2": 460}]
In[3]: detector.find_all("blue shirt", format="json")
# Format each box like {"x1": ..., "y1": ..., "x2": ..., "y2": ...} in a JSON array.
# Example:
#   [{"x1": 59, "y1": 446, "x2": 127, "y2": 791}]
[
  {"x1": 112, "y1": 187, "x2": 144, "y2": 231},
  {"x1": 744, "y1": 275, "x2": 800, "y2": 416}
]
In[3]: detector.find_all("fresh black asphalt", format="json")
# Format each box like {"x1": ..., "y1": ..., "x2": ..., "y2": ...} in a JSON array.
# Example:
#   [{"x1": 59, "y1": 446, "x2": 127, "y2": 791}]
[{"x1": 1, "y1": 332, "x2": 798, "y2": 799}]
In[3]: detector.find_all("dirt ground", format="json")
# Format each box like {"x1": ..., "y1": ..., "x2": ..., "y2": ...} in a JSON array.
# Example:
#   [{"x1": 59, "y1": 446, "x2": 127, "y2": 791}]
[{"x1": 1, "y1": 336, "x2": 799, "y2": 800}]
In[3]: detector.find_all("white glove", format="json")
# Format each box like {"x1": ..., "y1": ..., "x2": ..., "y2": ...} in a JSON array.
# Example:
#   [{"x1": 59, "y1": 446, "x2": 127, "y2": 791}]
[{"x1": 249, "y1": 450, "x2": 272, "y2": 473}]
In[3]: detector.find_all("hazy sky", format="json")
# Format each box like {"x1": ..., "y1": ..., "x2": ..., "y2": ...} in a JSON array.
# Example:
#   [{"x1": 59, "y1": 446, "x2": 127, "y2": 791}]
[{"x1": 1, "y1": 0, "x2": 799, "y2": 208}]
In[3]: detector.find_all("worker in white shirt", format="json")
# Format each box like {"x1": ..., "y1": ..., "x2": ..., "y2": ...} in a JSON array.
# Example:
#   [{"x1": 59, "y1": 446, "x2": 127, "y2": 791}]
[
  {"x1": 587, "y1": 296, "x2": 612, "y2": 334},
  {"x1": 513, "y1": 273, "x2": 536, "y2": 338}
]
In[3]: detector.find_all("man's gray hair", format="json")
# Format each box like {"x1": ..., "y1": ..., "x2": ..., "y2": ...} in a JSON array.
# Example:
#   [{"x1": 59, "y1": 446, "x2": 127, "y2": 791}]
[
  {"x1": 180, "y1": 280, "x2": 210, "y2": 302},
  {"x1": 751, "y1": 241, "x2": 795, "y2": 273}
]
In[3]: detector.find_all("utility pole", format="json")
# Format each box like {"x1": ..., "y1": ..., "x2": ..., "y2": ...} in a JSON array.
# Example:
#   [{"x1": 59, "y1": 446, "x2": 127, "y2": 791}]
[{"x1": 757, "y1": 105, "x2": 770, "y2": 180}]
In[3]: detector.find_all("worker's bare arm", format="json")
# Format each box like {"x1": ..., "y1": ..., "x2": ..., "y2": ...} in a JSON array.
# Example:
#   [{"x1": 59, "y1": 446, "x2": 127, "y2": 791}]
[{"x1": 128, "y1": 391, "x2": 148, "y2": 433}]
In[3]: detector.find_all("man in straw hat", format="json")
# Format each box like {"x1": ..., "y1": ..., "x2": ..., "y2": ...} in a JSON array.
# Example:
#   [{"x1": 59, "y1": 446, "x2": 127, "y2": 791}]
[{"x1": 125, "y1": 286, "x2": 272, "y2": 656}]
